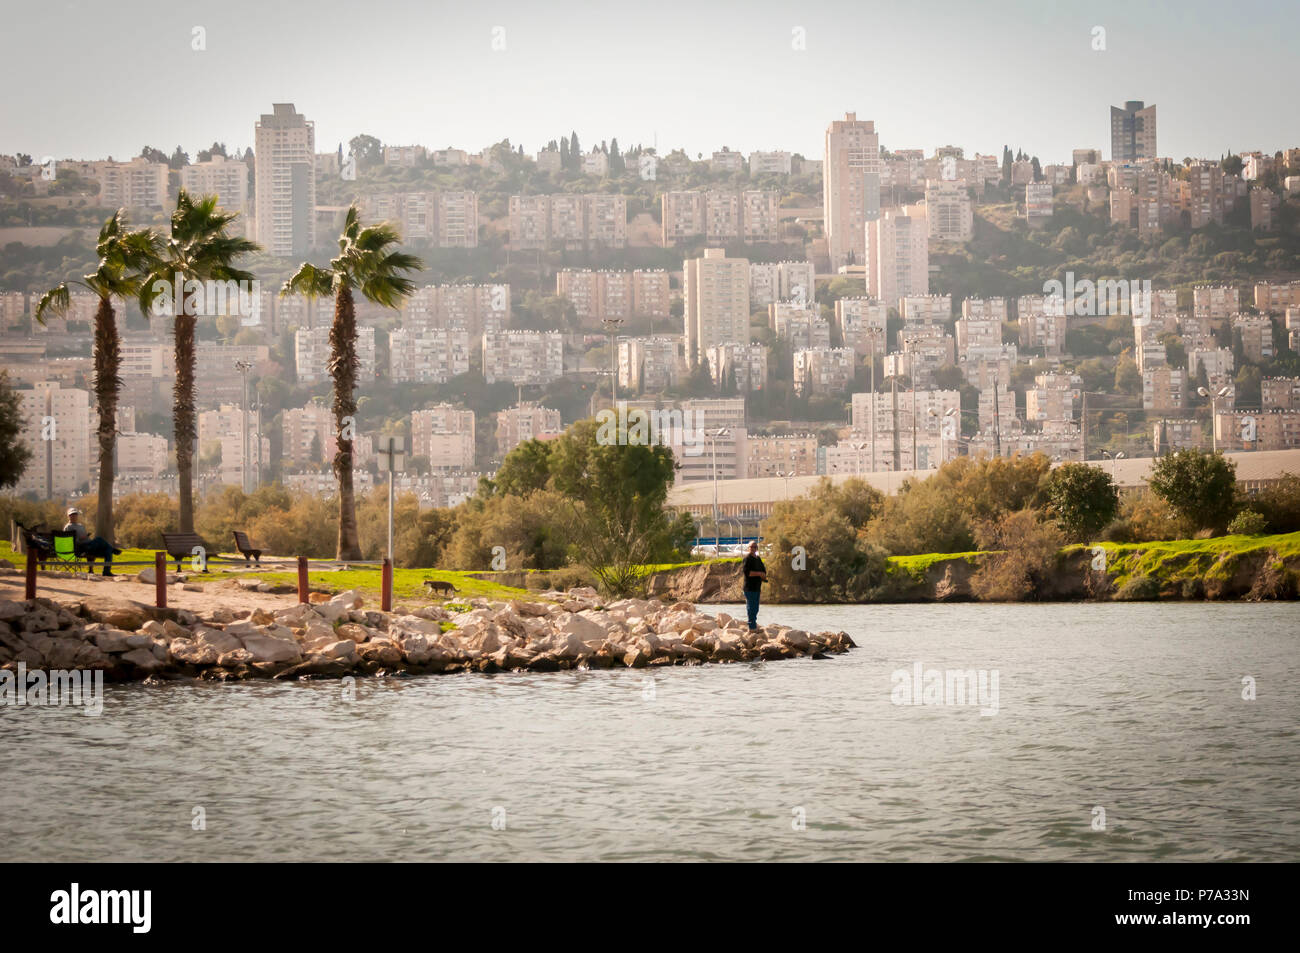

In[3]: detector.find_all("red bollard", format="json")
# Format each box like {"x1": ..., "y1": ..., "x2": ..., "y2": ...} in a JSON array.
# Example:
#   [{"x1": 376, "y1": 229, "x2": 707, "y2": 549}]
[
  {"x1": 155, "y1": 551, "x2": 167, "y2": 608},
  {"x1": 298, "y1": 556, "x2": 309, "y2": 604},
  {"x1": 25, "y1": 547, "x2": 36, "y2": 600},
  {"x1": 381, "y1": 558, "x2": 393, "y2": 613}
]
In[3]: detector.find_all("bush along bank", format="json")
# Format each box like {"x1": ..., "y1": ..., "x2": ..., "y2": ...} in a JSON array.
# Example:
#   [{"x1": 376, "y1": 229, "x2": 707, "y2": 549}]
[
  {"x1": 643, "y1": 533, "x2": 1300, "y2": 603},
  {"x1": 0, "y1": 586, "x2": 856, "y2": 684}
]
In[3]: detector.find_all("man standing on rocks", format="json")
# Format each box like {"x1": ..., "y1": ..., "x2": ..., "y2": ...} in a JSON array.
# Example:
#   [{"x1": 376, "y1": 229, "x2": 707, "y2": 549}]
[{"x1": 741, "y1": 540, "x2": 767, "y2": 631}]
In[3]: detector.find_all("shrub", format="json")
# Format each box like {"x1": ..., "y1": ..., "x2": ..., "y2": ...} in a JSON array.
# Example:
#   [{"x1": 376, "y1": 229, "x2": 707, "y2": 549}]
[
  {"x1": 1250, "y1": 475, "x2": 1300, "y2": 533},
  {"x1": 1148, "y1": 449, "x2": 1238, "y2": 533},
  {"x1": 1044, "y1": 463, "x2": 1119, "y2": 542},
  {"x1": 1226, "y1": 509, "x2": 1268, "y2": 536},
  {"x1": 969, "y1": 509, "x2": 1065, "y2": 601},
  {"x1": 1115, "y1": 575, "x2": 1161, "y2": 601}
]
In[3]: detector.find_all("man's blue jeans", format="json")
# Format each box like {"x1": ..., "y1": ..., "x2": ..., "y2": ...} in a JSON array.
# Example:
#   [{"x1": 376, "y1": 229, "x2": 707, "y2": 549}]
[{"x1": 744, "y1": 590, "x2": 761, "y2": 630}]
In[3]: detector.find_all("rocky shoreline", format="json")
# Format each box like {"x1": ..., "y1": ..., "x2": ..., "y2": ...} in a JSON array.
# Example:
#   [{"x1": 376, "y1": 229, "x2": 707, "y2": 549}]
[{"x1": 0, "y1": 585, "x2": 855, "y2": 684}]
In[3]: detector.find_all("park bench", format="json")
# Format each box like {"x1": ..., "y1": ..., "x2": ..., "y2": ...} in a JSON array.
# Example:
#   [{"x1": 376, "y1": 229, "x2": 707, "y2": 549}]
[
  {"x1": 232, "y1": 530, "x2": 263, "y2": 565},
  {"x1": 160, "y1": 531, "x2": 216, "y2": 572}
]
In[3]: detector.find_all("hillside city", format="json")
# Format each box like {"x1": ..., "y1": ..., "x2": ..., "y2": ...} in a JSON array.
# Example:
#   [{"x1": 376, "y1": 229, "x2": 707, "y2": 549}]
[{"x1": 3, "y1": 101, "x2": 1300, "y2": 512}]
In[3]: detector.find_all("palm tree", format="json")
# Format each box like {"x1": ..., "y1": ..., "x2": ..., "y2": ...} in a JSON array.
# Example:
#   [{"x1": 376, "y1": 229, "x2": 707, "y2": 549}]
[
  {"x1": 35, "y1": 211, "x2": 157, "y2": 540},
  {"x1": 283, "y1": 206, "x2": 421, "y2": 560},
  {"x1": 139, "y1": 190, "x2": 259, "y2": 532}
]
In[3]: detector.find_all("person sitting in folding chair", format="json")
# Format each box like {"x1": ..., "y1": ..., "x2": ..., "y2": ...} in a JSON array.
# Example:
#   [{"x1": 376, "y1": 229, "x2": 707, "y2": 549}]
[{"x1": 62, "y1": 508, "x2": 122, "y2": 577}]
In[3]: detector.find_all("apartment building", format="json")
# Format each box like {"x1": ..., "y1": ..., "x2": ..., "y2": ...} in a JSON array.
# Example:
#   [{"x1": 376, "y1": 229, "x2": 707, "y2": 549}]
[
  {"x1": 1182, "y1": 163, "x2": 1226, "y2": 228},
  {"x1": 1110, "y1": 101, "x2": 1157, "y2": 161},
  {"x1": 400, "y1": 283, "x2": 509, "y2": 336},
  {"x1": 706, "y1": 343, "x2": 767, "y2": 392},
  {"x1": 295, "y1": 326, "x2": 375, "y2": 384},
  {"x1": 0, "y1": 291, "x2": 26, "y2": 331},
  {"x1": 793, "y1": 347, "x2": 855, "y2": 396},
  {"x1": 897, "y1": 326, "x2": 956, "y2": 388},
  {"x1": 556, "y1": 269, "x2": 671, "y2": 325},
  {"x1": 1253, "y1": 281, "x2": 1300, "y2": 314},
  {"x1": 1233, "y1": 313, "x2": 1276, "y2": 363},
  {"x1": 411, "y1": 405, "x2": 476, "y2": 470},
  {"x1": 1025, "y1": 373, "x2": 1082, "y2": 423},
  {"x1": 850, "y1": 389, "x2": 961, "y2": 442},
  {"x1": 383, "y1": 145, "x2": 426, "y2": 166},
  {"x1": 507, "y1": 194, "x2": 627, "y2": 249},
  {"x1": 1262, "y1": 377, "x2": 1300, "y2": 410},
  {"x1": 389, "y1": 328, "x2": 472, "y2": 383},
  {"x1": 660, "y1": 190, "x2": 781, "y2": 244},
  {"x1": 683, "y1": 248, "x2": 750, "y2": 364},
  {"x1": 924, "y1": 179, "x2": 973, "y2": 241},
  {"x1": 361, "y1": 190, "x2": 478, "y2": 247},
  {"x1": 115, "y1": 432, "x2": 169, "y2": 477},
  {"x1": 617, "y1": 336, "x2": 682, "y2": 393},
  {"x1": 481, "y1": 330, "x2": 564, "y2": 384},
  {"x1": 254, "y1": 103, "x2": 316, "y2": 257},
  {"x1": 1142, "y1": 365, "x2": 1188, "y2": 413},
  {"x1": 1215, "y1": 410, "x2": 1300, "y2": 452},
  {"x1": 746, "y1": 433, "x2": 818, "y2": 478},
  {"x1": 1251, "y1": 189, "x2": 1280, "y2": 232},
  {"x1": 899, "y1": 294, "x2": 951, "y2": 326},
  {"x1": 496, "y1": 403, "x2": 563, "y2": 458},
  {"x1": 748, "y1": 260, "x2": 815, "y2": 307},
  {"x1": 180, "y1": 155, "x2": 249, "y2": 216},
  {"x1": 748, "y1": 151, "x2": 793, "y2": 175},
  {"x1": 834, "y1": 298, "x2": 888, "y2": 357},
  {"x1": 1189, "y1": 347, "x2": 1234, "y2": 380},
  {"x1": 89, "y1": 157, "x2": 169, "y2": 211},
  {"x1": 866, "y1": 207, "x2": 929, "y2": 304},
  {"x1": 1025, "y1": 182, "x2": 1054, "y2": 226},
  {"x1": 710, "y1": 150, "x2": 745, "y2": 173},
  {"x1": 281, "y1": 402, "x2": 335, "y2": 466},
  {"x1": 197, "y1": 404, "x2": 271, "y2": 487},
  {"x1": 14, "y1": 382, "x2": 91, "y2": 497},
  {"x1": 824, "y1": 113, "x2": 881, "y2": 270},
  {"x1": 769, "y1": 304, "x2": 831, "y2": 350},
  {"x1": 955, "y1": 315, "x2": 1003, "y2": 360}
]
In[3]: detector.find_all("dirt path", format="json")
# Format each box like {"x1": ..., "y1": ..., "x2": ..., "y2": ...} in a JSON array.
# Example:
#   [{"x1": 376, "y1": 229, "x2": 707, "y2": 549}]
[{"x1": 0, "y1": 568, "x2": 363, "y2": 617}]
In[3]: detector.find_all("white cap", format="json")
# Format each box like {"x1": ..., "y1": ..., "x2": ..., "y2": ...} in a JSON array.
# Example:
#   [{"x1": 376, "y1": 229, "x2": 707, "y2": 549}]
[{"x1": 67, "y1": 507, "x2": 80, "y2": 516}]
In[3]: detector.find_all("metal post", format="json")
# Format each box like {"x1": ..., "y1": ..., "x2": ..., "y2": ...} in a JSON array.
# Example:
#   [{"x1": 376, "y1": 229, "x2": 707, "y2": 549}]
[
  {"x1": 382, "y1": 557, "x2": 393, "y2": 613},
  {"x1": 869, "y1": 333, "x2": 876, "y2": 474},
  {"x1": 297, "y1": 555, "x2": 309, "y2": 604},
  {"x1": 154, "y1": 551, "x2": 167, "y2": 609},
  {"x1": 236, "y1": 360, "x2": 253, "y2": 493},
  {"x1": 25, "y1": 547, "x2": 36, "y2": 600},
  {"x1": 711, "y1": 437, "x2": 720, "y2": 553}
]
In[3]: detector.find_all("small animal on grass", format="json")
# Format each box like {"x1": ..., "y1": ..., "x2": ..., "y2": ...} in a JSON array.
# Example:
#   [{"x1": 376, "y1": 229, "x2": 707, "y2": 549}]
[{"x1": 424, "y1": 579, "x2": 456, "y2": 596}]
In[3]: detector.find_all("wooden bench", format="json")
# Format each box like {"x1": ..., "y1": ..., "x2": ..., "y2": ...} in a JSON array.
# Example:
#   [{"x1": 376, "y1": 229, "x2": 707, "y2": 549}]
[
  {"x1": 160, "y1": 531, "x2": 215, "y2": 572},
  {"x1": 232, "y1": 531, "x2": 262, "y2": 565}
]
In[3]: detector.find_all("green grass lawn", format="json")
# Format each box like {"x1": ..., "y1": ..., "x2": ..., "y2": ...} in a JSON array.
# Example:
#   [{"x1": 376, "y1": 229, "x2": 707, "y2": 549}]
[{"x1": 887, "y1": 551, "x2": 985, "y2": 581}]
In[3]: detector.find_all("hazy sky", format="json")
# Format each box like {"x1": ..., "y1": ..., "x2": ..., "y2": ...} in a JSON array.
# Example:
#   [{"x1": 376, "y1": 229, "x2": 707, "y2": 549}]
[{"x1": 2, "y1": 0, "x2": 1295, "y2": 165}]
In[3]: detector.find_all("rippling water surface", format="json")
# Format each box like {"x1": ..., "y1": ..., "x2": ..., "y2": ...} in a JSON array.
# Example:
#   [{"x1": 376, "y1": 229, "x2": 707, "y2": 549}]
[{"x1": 3, "y1": 602, "x2": 1297, "y2": 862}]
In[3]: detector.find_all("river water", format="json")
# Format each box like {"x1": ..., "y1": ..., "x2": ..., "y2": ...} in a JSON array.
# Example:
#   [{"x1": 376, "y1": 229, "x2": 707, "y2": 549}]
[{"x1": 3, "y1": 602, "x2": 1297, "y2": 862}]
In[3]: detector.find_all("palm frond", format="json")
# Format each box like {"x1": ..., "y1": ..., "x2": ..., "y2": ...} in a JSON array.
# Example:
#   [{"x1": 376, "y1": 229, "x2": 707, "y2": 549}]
[{"x1": 34, "y1": 284, "x2": 71, "y2": 325}]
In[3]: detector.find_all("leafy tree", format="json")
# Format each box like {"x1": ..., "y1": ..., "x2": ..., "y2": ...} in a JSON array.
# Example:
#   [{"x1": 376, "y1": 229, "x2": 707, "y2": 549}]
[
  {"x1": 1148, "y1": 449, "x2": 1238, "y2": 533},
  {"x1": 282, "y1": 206, "x2": 422, "y2": 559},
  {"x1": 36, "y1": 212, "x2": 156, "y2": 539},
  {"x1": 1043, "y1": 462, "x2": 1118, "y2": 541},
  {"x1": 138, "y1": 190, "x2": 259, "y2": 532},
  {"x1": 489, "y1": 438, "x2": 555, "y2": 497},
  {"x1": 762, "y1": 498, "x2": 889, "y2": 602},
  {"x1": 0, "y1": 371, "x2": 32, "y2": 489},
  {"x1": 349, "y1": 134, "x2": 383, "y2": 170},
  {"x1": 547, "y1": 418, "x2": 688, "y2": 593}
]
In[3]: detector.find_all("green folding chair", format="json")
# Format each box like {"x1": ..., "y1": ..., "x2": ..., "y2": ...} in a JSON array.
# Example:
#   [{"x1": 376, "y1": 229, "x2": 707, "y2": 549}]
[{"x1": 51, "y1": 531, "x2": 88, "y2": 576}]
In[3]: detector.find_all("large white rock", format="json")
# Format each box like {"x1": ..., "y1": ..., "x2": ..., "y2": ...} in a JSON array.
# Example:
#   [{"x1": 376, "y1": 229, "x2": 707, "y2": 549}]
[
  {"x1": 192, "y1": 626, "x2": 242, "y2": 655},
  {"x1": 238, "y1": 632, "x2": 302, "y2": 664},
  {"x1": 319, "y1": 640, "x2": 358, "y2": 661},
  {"x1": 120, "y1": 647, "x2": 164, "y2": 672},
  {"x1": 557, "y1": 612, "x2": 607, "y2": 647},
  {"x1": 312, "y1": 603, "x2": 348, "y2": 623},
  {"x1": 329, "y1": 589, "x2": 364, "y2": 609}
]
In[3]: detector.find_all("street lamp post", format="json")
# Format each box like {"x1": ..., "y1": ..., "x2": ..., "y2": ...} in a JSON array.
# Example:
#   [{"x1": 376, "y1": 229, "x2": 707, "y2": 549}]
[
  {"x1": 705, "y1": 427, "x2": 730, "y2": 554},
  {"x1": 1198, "y1": 385, "x2": 1232, "y2": 452},
  {"x1": 603, "y1": 318, "x2": 625, "y2": 407},
  {"x1": 235, "y1": 360, "x2": 253, "y2": 493},
  {"x1": 376, "y1": 436, "x2": 406, "y2": 564}
]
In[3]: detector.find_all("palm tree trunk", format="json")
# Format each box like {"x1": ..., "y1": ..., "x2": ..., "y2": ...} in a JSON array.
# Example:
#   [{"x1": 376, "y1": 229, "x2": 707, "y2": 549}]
[
  {"x1": 92, "y1": 297, "x2": 121, "y2": 540},
  {"x1": 331, "y1": 285, "x2": 363, "y2": 560},
  {"x1": 174, "y1": 310, "x2": 197, "y2": 532}
]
